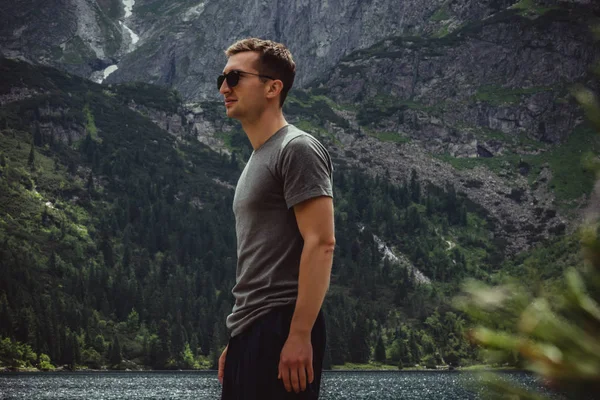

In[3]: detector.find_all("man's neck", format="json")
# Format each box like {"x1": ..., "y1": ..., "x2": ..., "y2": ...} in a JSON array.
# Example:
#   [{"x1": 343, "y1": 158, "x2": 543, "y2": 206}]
[{"x1": 241, "y1": 107, "x2": 288, "y2": 150}]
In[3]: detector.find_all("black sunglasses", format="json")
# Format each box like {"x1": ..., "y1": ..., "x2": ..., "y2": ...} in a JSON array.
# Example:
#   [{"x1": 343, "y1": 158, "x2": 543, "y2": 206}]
[{"x1": 217, "y1": 70, "x2": 275, "y2": 90}]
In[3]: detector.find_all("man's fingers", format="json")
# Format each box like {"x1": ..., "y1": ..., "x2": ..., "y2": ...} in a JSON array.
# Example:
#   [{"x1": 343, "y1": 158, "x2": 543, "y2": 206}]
[
  {"x1": 218, "y1": 347, "x2": 227, "y2": 385},
  {"x1": 285, "y1": 368, "x2": 293, "y2": 392},
  {"x1": 280, "y1": 362, "x2": 292, "y2": 392},
  {"x1": 307, "y1": 361, "x2": 314, "y2": 384},
  {"x1": 277, "y1": 361, "x2": 283, "y2": 381},
  {"x1": 218, "y1": 360, "x2": 224, "y2": 384},
  {"x1": 278, "y1": 338, "x2": 314, "y2": 392},
  {"x1": 298, "y1": 365, "x2": 307, "y2": 392},
  {"x1": 290, "y1": 364, "x2": 300, "y2": 393}
]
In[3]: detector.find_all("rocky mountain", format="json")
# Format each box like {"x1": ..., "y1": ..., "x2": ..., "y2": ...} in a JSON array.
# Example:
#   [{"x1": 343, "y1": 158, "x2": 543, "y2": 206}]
[
  {"x1": 307, "y1": 4, "x2": 600, "y2": 252},
  {"x1": 2, "y1": 0, "x2": 596, "y2": 100},
  {"x1": 0, "y1": 0, "x2": 542, "y2": 98},
  {"x1": 107, "y1": 0, "x2": 521, "y2": 100},
  {"x1": 0, "y1": 0, "x2": 139, "y2": 83},
  {"x1": 180, "y1": 1, "x2": 600, "y2": 253}
]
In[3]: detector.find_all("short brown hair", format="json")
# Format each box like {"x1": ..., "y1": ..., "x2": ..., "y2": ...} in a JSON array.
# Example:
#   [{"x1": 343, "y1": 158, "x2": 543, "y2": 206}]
[{"x1": 225, "y1": 38, "x2": 296, "y2": 107}]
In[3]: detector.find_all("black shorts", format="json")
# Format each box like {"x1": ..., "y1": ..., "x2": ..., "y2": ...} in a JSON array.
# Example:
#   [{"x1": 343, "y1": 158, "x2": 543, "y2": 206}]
[{"x1": 221, "y1": 305, "x2": 326, "y2": 400}]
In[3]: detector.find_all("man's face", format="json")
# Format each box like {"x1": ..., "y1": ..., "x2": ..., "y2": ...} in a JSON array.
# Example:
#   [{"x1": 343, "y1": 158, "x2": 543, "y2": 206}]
[{"x1": 219, "y1": 51, "x2": 269, "y2": 121}]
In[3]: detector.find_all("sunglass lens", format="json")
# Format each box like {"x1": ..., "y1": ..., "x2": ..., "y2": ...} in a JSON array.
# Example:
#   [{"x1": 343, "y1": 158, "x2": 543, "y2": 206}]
[
  {"x1": 226, "y1": 71, "x2": 240, "y2": 88},
  {"x1": 217, "y1": 71, "x2": 240, "y2": 90}
]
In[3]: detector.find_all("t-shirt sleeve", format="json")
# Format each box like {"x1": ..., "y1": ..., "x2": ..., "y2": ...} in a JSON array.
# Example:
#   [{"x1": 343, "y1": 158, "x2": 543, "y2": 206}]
[{"x1": 279, "y1": 134, "x2": 334, "y2": 209}]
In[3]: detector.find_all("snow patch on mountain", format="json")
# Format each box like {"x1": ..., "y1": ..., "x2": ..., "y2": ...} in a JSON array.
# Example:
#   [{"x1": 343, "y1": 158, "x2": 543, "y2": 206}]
[
  {"x1": 182, "y1": 3, "x2": 206, "y2": 21},
  {"x1": 357, "y1": 224, "x2": 431, "y2": 284},
  {"x1": 123, "y1": 0, "x2": 135, "y2": 18},
  {"x1": 372, "y1": 234, "x2": 431, "y2": 285}
]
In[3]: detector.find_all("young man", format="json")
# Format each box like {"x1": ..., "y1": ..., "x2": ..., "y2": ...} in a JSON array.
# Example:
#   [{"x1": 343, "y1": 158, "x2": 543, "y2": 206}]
[{"x1": 217, "y1": 38, "x2": 335, "y2": 399}]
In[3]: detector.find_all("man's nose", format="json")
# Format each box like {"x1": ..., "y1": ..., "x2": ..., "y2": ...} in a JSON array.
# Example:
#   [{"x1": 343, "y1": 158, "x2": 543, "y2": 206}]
[{"x1": 219, "y1": 80, "x2": 230, "y2": 95}]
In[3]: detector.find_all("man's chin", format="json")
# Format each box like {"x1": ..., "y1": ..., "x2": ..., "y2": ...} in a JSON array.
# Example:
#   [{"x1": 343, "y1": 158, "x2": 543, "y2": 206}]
[{"x1": 225, "y1": 106, "x2": 240, "y2": 119}]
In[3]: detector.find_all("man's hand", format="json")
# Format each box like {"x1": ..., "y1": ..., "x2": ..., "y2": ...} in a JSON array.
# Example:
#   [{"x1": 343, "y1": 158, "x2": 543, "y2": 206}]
[
  {"x1": 218, "y1": 345, "x2": 228, "y2": 384},
  {"x1": 278, "y1": 332, "x2": 314, "y2": 393}
]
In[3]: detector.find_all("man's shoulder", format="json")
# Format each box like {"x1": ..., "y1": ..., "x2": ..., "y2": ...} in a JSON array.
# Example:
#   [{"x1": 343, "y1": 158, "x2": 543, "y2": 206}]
[{"x1": 280, "y1": 125, "x2": 322, "y2": 149}]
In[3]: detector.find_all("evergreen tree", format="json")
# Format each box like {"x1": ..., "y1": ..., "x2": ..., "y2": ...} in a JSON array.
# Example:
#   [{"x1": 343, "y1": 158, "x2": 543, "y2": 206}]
[
  {"x1": 325, "y1": 313, "x2": 349, "y2": 365},
  {"x1": 349, "y1": 315, "x2": 370, "y2": 363},
  {"x1": 72, "y1": 334, "x2": 81, "y2": 368},
  {"x1": 33, "y1": 121, "x2": 42, "y2": 146},
  {"x1": 142, "y1": 333, "x2": 150, "y2": 366},
  {"x1": 0, "y1": 293, "x2": 12, "y2": 337},
  {"x1": 230, "y1": 152, "x2": 238, "y2": 169},
  {"x1": 109, "y1": 335, "x2": 122, "y2": 366},
  {"x1": 209, "y1": 320, "x2": 224, "y2": 370},
  {"x1": 170, "y1": 323, "x2": 186, "y2": 364},
  {"x1": 27, "y1": 141, "x2": 35, "y2": 170},
  {"x1": 154, "y1": 319, "x2": 172, "y2": 369},
  {"x1": 86, "y1": 172, "x2": 94, "y2": 194},
  {"x1": 374, "y1": 336, "x2": 386, "y2": 363},
  {"x1": 408, "y1": 331, "x2": 421, "y2": 365},
  {"x1": 62, "y1": 330, "x2": 74, "y2": 368},
  {"x1": 409, "y1": 169, "x2": 420, "y2": 203},
  {"x1": 190, "y1": 334, "x2": 200, "y2": 358}
]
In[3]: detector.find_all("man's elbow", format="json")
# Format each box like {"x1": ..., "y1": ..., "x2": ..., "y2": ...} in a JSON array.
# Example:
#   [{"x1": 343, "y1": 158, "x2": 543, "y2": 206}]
[
  {"x1": 319, "y1": 235, "x2": 336, "y2": 255},
  {"x1": 304, "y1": 233, "x2": 336, "y2": 254}
]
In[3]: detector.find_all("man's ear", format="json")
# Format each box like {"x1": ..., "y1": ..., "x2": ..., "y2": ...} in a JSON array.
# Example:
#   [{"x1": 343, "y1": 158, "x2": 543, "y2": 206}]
[{"x1": 266, "y1": 80, "x2": 284, "y2": 100}]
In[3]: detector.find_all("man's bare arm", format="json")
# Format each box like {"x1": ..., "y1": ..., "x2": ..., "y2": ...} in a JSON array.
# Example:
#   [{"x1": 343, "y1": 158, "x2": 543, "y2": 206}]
[
  {"x1": 278, "y1": 195, "x2": 335, "y2": 393},
  {"x1": 290, "y1": 195, "x2": 335, "y2": 335}
]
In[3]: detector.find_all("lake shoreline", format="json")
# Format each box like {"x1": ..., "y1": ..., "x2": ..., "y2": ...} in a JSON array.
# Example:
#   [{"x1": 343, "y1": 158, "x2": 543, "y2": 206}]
[{"x1": 1, "y1": 365, "x2": 519, "y2": 373}]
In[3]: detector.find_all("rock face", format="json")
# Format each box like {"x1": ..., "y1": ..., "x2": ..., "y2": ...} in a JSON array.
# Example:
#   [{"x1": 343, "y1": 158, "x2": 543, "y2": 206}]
[
  {"x1": 0, "y1": 0, "x2": 597, "y2": 102},
  {"x1": 326, "y1": 126, "x2": 565, "y2": 254},
  {"x1": 0, "y1": 0, "x2": 129, "y2": 78},
  {"x1": 127, "y1": 101, "x2": 186, "y2": 137},
  {"x1": 104, "y1": 0, "x2": 524, "y2": 100},
  {"x1": 322, "y1": 7, "x2": 599, "y2": 146}
]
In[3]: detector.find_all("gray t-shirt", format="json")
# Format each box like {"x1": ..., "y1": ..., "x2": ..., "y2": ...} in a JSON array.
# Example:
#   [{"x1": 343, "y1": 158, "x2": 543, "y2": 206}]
[{"x1": 226, "y1": 124, "x2": 334, "y2": 337}]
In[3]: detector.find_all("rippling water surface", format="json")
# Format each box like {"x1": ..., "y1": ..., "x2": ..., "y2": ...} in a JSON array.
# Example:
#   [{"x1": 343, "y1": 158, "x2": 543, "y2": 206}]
[{"x1": 0, "y1": 370, "x2": 558, "y2": 399}]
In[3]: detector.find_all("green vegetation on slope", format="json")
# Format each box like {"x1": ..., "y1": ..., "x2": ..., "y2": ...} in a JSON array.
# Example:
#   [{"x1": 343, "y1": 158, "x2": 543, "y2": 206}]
[
  {"x1": 437, "y1": 124, "x2": 599, "y2": 206},
  {"x1": 0, "y1": 57, "x2": 239, "y2": 370},
  {"x1": 473, "y1": 85, "x2": 555, "y2": 106},
  {"x1": 510, "y1": 0, "x2": 559, "y2": 17},
  {"x1": 430, "y1": 5, "x2": 451, "y2": 22}
]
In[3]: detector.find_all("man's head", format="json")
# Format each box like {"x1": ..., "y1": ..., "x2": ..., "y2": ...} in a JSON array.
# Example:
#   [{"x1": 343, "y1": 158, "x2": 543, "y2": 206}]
[{"x1": 219, "y1": 38, "x2": 295, "y2": 120}]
